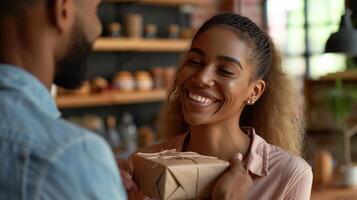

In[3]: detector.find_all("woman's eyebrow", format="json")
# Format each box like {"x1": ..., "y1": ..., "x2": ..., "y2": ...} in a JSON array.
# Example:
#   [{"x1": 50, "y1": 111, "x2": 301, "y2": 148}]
[
  {"x1": 217, "y1": 55, "x2": 243, "y2": 70},
  {"x1": 188, "y1": 48, "x2": 205, "y2": 56}
]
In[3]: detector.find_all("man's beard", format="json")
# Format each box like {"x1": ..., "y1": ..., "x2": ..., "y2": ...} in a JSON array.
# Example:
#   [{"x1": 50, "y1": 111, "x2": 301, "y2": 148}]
[{"x1": 54, "y1": 21, "x2": 93, "y2": 90}]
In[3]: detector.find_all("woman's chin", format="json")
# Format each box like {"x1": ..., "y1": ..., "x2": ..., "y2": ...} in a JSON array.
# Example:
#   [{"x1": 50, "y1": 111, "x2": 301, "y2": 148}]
[{"x1": 183, "y1": 114, "x2": 210, "y2": 127}]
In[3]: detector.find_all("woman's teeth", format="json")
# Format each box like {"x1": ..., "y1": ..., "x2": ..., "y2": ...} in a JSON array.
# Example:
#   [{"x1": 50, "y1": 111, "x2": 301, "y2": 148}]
[{"x1": 188, "y1": 91, "x2": 214, "y2": 104}]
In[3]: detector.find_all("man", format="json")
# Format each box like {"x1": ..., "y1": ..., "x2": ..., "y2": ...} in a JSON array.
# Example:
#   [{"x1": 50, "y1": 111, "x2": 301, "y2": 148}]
[{"x1": 0, "y1": 0, "x2": 127, "y2": 199}]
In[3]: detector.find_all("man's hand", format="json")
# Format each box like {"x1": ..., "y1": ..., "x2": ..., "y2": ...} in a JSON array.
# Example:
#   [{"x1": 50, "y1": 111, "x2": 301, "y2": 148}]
[{"x1": 212, "y1": 153, "x2": 253, "y2": 200}]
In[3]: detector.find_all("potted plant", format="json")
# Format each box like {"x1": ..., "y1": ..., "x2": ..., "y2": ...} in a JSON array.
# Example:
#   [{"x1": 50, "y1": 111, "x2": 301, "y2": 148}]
[{"x1": 328, "y1": 78, "x2": 357, "y2": 187}]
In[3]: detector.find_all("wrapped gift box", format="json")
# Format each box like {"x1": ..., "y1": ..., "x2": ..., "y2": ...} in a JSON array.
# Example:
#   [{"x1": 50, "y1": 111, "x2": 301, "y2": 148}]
[{"x1": 132, "y1": 149, "x2": 230, "y2": 200}]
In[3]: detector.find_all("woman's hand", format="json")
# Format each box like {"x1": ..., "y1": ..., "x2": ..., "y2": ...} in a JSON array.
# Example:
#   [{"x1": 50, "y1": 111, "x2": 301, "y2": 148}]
[
  {"x1": 117, "y1": 159, "x2": 152, "y2": 200},
  {"x1": 117, "y1": 159, "x2": 135, "y2": 190},
  {"x1": 212, "y1": 153, "x2": 253, "y2": 200}
]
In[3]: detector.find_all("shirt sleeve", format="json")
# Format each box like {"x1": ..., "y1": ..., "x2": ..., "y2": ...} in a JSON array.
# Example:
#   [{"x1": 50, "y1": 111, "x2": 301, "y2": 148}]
[
  {"x1": 284, "y1": 168, "x2": 313, "y2": 200},
  {"x1": 41, "y1": 134, "x2": 127, "y2": 200}
]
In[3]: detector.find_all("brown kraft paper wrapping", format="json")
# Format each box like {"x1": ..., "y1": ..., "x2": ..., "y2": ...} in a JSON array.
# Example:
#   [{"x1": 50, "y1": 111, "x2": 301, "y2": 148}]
[{"x1": 132, "y1": 149, "x2": 230, "y2": 200}]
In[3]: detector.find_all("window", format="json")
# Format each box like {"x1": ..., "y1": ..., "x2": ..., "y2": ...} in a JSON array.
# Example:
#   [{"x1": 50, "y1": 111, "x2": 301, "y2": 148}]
[{"x1": 266, "y1": 0, "x2": 346, "y2": 80}]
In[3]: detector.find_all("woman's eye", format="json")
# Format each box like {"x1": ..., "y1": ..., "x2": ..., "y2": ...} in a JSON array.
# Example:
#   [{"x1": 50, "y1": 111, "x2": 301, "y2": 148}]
[
  {"x1": 187, "y1": 59, "x2": 201, "y2": 65},
  {"x1": 218, "y1": 68, "x2": 234, "y2": 76}
]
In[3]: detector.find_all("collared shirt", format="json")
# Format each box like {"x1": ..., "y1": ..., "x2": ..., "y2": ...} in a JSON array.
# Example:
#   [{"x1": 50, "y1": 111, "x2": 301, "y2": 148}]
[
  {"x1": 142, "y1": 127, "x2": 313, "y2": 200},
  {"x1": 0, "y1": 64, "x2": 127, "y2": 199},
  {"x1": 242, "y1": 127, "x2": 312, "y2": 200}
]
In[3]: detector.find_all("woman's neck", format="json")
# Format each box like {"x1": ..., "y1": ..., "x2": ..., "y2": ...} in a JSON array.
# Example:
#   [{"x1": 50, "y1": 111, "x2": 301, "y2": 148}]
[{"x1": 187, "y1": 123, "x2": 251, "y2": 161}]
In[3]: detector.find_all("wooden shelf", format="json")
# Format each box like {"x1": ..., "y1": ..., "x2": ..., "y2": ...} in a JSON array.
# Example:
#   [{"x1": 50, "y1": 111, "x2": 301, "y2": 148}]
[
  {"x1": 102, "y1": 0, "x2": 215, "y2": 7},
  {"x1": 56, "y1": 89, "x2": 167, "y2": 109},
  {"x1": 93, "y1": 38, "x2": 191, "y2": 52},
  {"x1": 311, "y1": 187, "x2": 357, "y2": 200},
  {"x1": 319, "y1": 70, "x2": 357, "y2": 81},
  {"x1": 304, "y1": 70, "x2": 357, "y2": 85}
]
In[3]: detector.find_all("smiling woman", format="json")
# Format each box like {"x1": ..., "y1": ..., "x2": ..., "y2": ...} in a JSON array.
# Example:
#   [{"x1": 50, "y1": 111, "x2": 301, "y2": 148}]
[
  {"x1": 161, "y1": 13, "x2": 304, "y2": 156},
  {"x1": 124, "y1": 13, "x2": 312, "y2": 200}
]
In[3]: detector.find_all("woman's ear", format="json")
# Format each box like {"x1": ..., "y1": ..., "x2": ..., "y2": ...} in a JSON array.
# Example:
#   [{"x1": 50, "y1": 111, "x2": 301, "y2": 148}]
[{"x1": 246, "y1": 80, "x2": 265, "y2": 105}]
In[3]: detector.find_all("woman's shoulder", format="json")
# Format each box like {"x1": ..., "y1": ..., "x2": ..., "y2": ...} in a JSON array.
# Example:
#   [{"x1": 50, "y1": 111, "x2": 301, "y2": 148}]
[
  {"x1": 267, "y1": 145, "x2": 313, "y2": 196},
  {"x1": 266, "y1": 144, "x2": 312, "y2": 180},
  {"x1": 250, "y1": 131, "x2": 311, "y2": 175},
  {"x1": 273, "y1": 146, "x2": 310, "y2": 168}
]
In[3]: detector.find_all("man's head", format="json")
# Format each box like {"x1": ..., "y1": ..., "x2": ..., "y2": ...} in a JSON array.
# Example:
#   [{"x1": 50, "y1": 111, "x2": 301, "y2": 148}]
[
  {"x1": 0, "y1": 0, "x2": 47, "y2": 17},
  {"x1": 0, "y1": 0, "x2": 102, "y2": 89}
]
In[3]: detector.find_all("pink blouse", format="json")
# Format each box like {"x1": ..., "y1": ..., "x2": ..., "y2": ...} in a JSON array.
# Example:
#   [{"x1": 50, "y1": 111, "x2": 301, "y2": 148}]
[{"x1": 242, "y1": 128, "x2": 313, "y2": 200}]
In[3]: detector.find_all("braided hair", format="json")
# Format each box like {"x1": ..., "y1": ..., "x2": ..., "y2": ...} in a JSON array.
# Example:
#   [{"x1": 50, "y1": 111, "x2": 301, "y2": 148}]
[{"x1": 158, "y1": 13, "x2": 305, "y2": 155}]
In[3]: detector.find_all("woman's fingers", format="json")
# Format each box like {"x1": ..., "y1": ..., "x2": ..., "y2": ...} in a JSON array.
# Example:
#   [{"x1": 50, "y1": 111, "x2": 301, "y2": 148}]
[
  {"x1": 120, "y1": 171, "x2": 134, "y2": 189},
  {"x1": 229, "y1": 153, "x2": 247, "y2": 173},
  {"x1": 117, "y1": 159, "x2": 136, "y2": 190},
  {"x1": 127, "y1": 187, "x2": 151, "y2": 200},
  {"x1": 120, "y1": 168, "x2": 132, "y2": 180},
  {"x1": 117, "y1": 159, "x2": 131, "y2": 172},
  {"x1": 212, "y1": 153, "x2": 253, "y2": 200}
]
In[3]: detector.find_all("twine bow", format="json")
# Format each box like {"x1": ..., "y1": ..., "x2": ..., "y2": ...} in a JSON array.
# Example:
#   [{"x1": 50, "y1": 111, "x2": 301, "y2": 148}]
[{"x1": 137, "y1": 149, "x2": 217, "y2": 160}]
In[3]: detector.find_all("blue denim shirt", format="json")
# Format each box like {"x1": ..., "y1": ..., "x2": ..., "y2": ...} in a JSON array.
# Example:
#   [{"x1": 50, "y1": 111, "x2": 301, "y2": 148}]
[{"x1": 0, "y1": 64, "x2": 127, "y2": 200}]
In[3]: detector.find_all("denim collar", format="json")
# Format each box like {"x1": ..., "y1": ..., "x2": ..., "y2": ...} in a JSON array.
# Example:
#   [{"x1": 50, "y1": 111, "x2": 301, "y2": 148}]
[{"x1": 0, "y1": 64, "x2": 60, "y2": 119}]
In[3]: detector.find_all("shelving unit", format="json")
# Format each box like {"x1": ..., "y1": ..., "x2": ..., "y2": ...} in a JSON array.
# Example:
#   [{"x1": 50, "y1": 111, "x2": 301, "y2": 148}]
[
  {"x1": 93, "y1": 38, "x2": 191, "y2": 52},
  {"x1": 304, "y1": 71, "x2": 357, "y2": 136},
  {"x1": 58, "y1": 0, "x2": 211, "y2": 127},
  {"x1": 56, "y1": 89, "x2": 167, "y2": 109},
  {"x1": 311, "y1": 187, "x2": 357, "y2": 200},
  {"x1": 318, "y1": 70, "x2": 357, "y2": 81},
  {"x1": 102, "y1": 0, "x2": 215, "y2": 7}
]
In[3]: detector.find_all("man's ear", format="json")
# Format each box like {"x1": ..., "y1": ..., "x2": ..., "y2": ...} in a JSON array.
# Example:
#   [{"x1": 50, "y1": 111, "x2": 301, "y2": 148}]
[
  {"x1": 49, "y1": 0, "x2": 76, "y2": 33},
  {"x1": 246, "y1": 80, "x2": 266, "y2": 104}
]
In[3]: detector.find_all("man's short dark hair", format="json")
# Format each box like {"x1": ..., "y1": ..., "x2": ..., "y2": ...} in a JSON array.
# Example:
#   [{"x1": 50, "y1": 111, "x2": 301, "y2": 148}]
[{"x1": 0, "y1": 0, "x2": 44, "y2": 17}]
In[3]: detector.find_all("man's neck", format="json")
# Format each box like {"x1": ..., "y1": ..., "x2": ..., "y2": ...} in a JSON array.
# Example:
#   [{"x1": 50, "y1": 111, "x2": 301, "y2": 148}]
[{"x1": 0, "y1": 13, "x2": 55, "y2": 90}]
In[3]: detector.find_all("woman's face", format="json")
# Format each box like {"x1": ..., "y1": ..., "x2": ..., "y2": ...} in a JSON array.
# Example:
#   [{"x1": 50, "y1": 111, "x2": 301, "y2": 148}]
[{"x1": 177, "y1": 26, "x2": 264, "y2": 126}]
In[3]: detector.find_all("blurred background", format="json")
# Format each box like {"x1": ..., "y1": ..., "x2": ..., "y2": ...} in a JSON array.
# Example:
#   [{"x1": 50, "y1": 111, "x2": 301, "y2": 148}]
[{"x1": 54, "y1": 0, "x2": 357, "y2": 198}]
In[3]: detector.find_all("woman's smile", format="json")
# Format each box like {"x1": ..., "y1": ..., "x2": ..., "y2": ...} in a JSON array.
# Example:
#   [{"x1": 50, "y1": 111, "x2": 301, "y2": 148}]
[{"x1": 184, "y1": 87, "x2": 220, "y2": 109}]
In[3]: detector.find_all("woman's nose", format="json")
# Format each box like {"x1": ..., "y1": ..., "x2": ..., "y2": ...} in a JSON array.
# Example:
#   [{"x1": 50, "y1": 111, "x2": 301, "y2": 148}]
[{"x1": 191, "y1": 66, "x2": 215, "y2": 87}]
